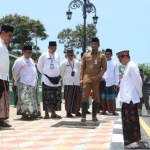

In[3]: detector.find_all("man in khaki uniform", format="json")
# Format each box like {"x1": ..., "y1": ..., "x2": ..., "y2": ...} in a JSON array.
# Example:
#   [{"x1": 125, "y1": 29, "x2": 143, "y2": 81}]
[{"x1": 80, "y1": 37, "x2": 107, "y2": 122}]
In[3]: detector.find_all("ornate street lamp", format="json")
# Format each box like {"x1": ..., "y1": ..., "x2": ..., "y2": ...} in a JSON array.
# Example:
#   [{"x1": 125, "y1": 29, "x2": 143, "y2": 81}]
[{"x1": 66, "y1": 0, "x2": 98, "y2": 53}]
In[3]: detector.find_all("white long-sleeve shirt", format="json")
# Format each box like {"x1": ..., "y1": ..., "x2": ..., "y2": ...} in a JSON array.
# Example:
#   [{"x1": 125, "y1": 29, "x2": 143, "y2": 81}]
[
  {"x1": 60, "y1": 58, "x2": 80, "y2": 85},
  {"x1": 103, "y1": 59, "x2": 119, "y2": 87},
  {"x1": 37, "y1": 51, "x2": 61, "y2": 87},
  {"x1": 0, "y1": 38, "x2": 9, "y2": 81},
  {"x1": 12, "y1": 55, "x2": 37, "y2": 86},
  {"x1": 116, "y1": 60, "x2": 142, "y2": 104}
]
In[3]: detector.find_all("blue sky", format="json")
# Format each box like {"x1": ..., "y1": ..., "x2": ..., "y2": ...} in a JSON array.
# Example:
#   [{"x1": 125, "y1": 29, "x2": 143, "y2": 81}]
[{"x1": 1, "y1": 0, "x2": 150, "y2": 64}]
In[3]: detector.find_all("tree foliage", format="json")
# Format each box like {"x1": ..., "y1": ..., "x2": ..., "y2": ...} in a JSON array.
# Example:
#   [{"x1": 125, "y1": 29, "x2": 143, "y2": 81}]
[
  {"x1": 0, "y1": 14, "x2": 48, "y2": 61},
  {"x1": 118, "y1": 65, "x2": 125, "y2": 76},
  {"x1": 138, "y1": 63, "x2": 150, "y2": 79},
  {"x1": 119, "y1": 63, "x2": 150, "y2": 80},
  {"x1": 57, "y1": 23, "x2": 97, "y2": 55}
]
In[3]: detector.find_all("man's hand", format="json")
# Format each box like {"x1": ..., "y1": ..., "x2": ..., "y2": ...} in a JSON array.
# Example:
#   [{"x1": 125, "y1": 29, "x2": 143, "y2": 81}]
[
  {"x1": 80, "y1": 80, "x2": 83, "y2": 87},
  {"x1": 91, "y1": 77, "x2": 98, "y2": 84},
  {"x1": 113, "y1": 85, "x2": 119, "y2": 91}
]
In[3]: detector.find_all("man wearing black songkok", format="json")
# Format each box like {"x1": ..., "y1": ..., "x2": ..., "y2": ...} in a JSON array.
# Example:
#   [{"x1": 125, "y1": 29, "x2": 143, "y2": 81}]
[{"x1": 0, "y1": 25, "x2": 14, "y2": 127}]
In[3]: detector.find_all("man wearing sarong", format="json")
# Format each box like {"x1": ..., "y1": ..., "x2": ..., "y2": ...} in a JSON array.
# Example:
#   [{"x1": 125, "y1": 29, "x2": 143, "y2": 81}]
[
  {"x1": 12, "y1": 46, "x2": 41, "y2": 119},
  {"x1": 80, "y1": 37, "x2": 107, "y2": 122},
  {"x1": 101, "y1": 49, "x2": 119, "y2": 115},
  {"x1": 0, "y1": 25, "x2": 14, "y2": 127},
  {"x1": 116, "y1": 50, "x2": 142, "y2": 149},
  {"x1": 60, "y1": 49, "x2": 81, "y2": 118},
  {"x1": 37, "y1": 41, "x2": 62, "y2": 119}
]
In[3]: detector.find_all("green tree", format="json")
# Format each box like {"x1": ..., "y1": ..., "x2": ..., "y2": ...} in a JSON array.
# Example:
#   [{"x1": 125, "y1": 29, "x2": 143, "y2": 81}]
[
  {"x1": 0, "y1": 14, "x2": 48, "y2": 61},
  {"x1": 118, "y1": 65, "x2": 125, "y2": 76},
  {"x1": 57, "y1": 23, "x2": 97, "y2": 55},
  {"x1": 138, "y1": 63, "x2": 150, "y2": 79}
]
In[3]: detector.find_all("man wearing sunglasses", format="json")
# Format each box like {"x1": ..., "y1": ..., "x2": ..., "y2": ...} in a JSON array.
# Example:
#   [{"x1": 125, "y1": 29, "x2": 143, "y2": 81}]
[
  {"x1": 60, "y1": 49, "x2": 81, "y2": 118},
  {"x1": 80, "y1": 37, "x2": 107, "y2": 122},
  {"x1": 12, "y1": 46, "x2": 41, "y2": 119},
  {"x1": 101, "y1": 49, "x2": 119, "y2": 115},
  {"x1": 0, "y1": 25, "x2": 14, "y2": 127},
  {"x1": 116, "y1": 50, "x2": 142, "y2": 149}
]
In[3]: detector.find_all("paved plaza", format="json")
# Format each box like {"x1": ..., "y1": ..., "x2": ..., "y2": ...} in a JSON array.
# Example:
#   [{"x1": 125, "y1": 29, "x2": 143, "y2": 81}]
[
  {"x1": 1, "y1": 102, "x2": 150, "y2": 150},
  {"x1": 0, "y1": 102, "x2": 124, "y2": 150}
]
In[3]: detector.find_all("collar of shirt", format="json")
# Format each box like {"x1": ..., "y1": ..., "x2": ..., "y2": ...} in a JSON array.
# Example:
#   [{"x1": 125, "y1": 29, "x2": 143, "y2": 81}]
[
  {"x1": 0, "y1": 37, "x2": 4, "y2": 44},
  {"x1": 46, "y1": 51, "x2": 55, "y2": 59},
  {"x1": 91, "y1": 51, "x2": 98, "y2": 55}
]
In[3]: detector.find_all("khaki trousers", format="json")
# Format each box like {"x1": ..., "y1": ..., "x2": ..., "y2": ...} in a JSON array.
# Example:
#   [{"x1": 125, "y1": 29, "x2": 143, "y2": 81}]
[{"x1": 81, "y1": 82, "x2": 100, "y2": 103}]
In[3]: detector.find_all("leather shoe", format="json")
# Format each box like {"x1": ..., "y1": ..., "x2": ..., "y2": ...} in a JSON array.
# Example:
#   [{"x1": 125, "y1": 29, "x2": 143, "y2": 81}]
[{"x1": 0, "y1": 121, "x2": 11, "y2": 127}]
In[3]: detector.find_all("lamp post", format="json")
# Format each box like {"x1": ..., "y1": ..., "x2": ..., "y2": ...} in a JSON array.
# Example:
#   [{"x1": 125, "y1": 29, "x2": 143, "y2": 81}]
[{"x1": 66, "y1": 0, "x2": 98, "y2": 53}]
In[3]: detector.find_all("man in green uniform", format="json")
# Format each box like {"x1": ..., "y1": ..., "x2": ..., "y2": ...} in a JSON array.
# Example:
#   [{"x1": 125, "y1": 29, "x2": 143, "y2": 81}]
[{"x1": 80, "y1": 37, "x2": 107, "y2": 122}]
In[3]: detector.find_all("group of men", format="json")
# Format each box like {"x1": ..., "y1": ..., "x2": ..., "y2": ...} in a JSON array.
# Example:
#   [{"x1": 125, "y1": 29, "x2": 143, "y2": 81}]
[{"x1": 0, "y1": 24, "x2": 149, "y2": 149}]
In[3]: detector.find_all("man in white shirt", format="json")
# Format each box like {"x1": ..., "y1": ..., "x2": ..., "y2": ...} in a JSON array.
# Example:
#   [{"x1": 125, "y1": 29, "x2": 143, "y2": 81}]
[
  {"x1": 0, "y1": 25, "x2": 14, "y2": 127},
  {"x1": 60, "y1": 49, "x2": 81, "y2": 118},
  {"x1": 101, "y1": 49, "x2": 119, "y2": 115},
  {"x1": 12, "y1": 46, "x2": 41, "y2": 119},
  {"x1": 116, "y1": 50, "x2": 142, "y2": 149},
  {"x1": 37, "y1": 41, "x2": 62, "y2": 119}
]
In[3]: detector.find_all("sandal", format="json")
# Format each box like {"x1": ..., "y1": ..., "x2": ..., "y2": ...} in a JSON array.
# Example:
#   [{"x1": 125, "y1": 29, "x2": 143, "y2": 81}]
[
  {"x1": 125, "y1": 143, "x2": 141, "y2": 149},
  {"x1": 51, "y1": 114, "x2": 62, "y2": 118},
  {"x1": 44, "y1": 116, "x2": 50, "y2": 119}
]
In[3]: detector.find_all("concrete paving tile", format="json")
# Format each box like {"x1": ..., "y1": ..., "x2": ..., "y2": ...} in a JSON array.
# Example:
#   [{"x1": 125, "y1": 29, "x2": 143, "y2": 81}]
[
  {"x1": 102, "y1": 142, "x2": 111, "y2": 148},
  {"x1": 16, "y1": 132, "x2": 28, "y2": 136},
  {"x1": 19, "y1": 141, "x2": 34, "y2": 148},
  {"x1": 73, "y1": 144, "x2": 88, "y2": 150},
  {"x1": 31, "y1": 135, "x2": 45, "y2": 141},
  {"x1": 50, "y1": 139, "x2": 65, "y2": 145},
  {"x1": 39, "y1": 145, "x2": 57, "y2": 150},
  {"x1": 59, "y1": 134, "x2": 72, "y2": 138},
  {"x1": 1, "y1": 143, "x2": 19, "y2": 148},
  {"x1": 16, "y1": 137, "x2": 32, "y2": 140},
  {"x1": 44, "y1": 135, "x2": 59, "y2": 138},
  {"x1": 79, "y1": 138, "x2": 92, "y2": 143},
  {"x1": 55, "y1": 146, "x2": 74, "y2": 150},
  {"x1": 34, "y1": 141, "x2": 51, "y2": 145},
  {"x1": 63, "y1": 139, "x2": 80, "y2": 143},
  {"x1": 2, "y1": 137, "x2": 17, "y2": 142},
  {"x1": 85, "y1": 143, "x2": 108, "y2": 148}
]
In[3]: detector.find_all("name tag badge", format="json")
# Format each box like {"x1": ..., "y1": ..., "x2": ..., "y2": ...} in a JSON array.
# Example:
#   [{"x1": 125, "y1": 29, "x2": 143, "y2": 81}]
[
  {"x1": 94, "y1": 60, "x2": 97, "y2": 64},
  {"x1": 50, "y1": 64, "x2": 54, "y2": 69}
]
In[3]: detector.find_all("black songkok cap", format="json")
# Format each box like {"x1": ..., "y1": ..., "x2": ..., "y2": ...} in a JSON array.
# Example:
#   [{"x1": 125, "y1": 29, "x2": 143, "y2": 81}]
[
  {"x1": 66, "y1": 48, "x2": 74, "y2": 54},
  {"x1": 105, "y1": 48, "x2": 112, "y2": 55},
  {"x1": 49, "y1": 41, "x2": 57, "y2": 46},
  {"x1": 23, "y1": 45, "x2": 32, "y2": 51},
  {"x1": 1, "y1": 25, "x2": 14, "y2": 33},
  {"x1": 92, "y1": 37, "x2": 100, "y2": 44}
]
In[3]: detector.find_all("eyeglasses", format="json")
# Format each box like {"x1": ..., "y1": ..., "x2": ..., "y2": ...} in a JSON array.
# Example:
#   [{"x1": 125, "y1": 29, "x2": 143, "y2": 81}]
[{"x1": 67, "y1": 55, "x2": 73, "y2": 57}]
